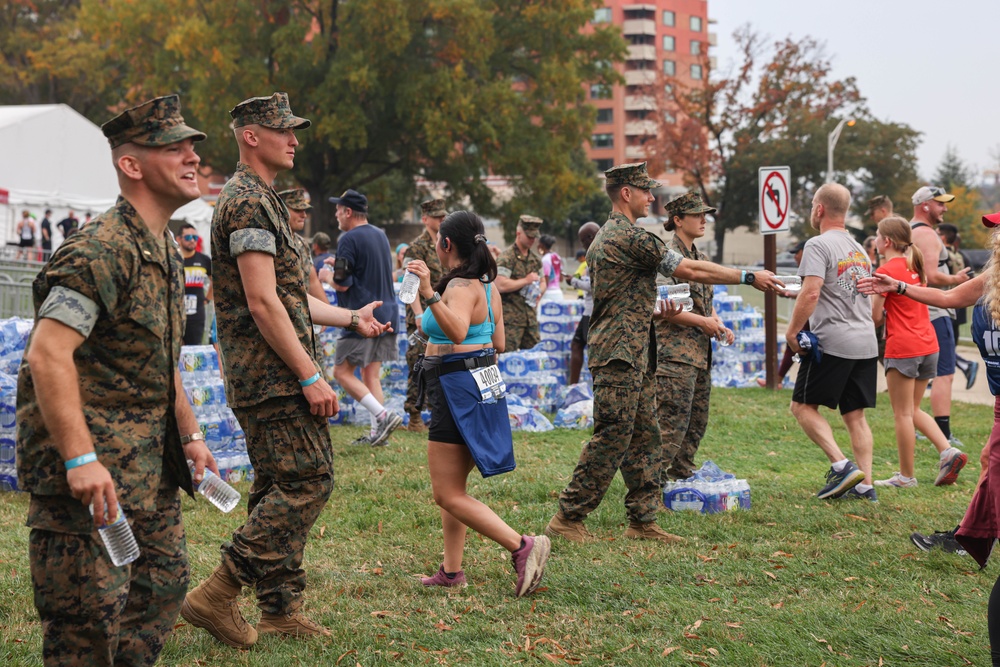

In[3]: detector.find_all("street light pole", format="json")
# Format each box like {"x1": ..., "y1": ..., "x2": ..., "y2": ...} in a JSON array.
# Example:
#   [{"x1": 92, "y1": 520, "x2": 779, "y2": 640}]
[{"x1": 826, "y1": 118, "x2": 856, "y2": 183}]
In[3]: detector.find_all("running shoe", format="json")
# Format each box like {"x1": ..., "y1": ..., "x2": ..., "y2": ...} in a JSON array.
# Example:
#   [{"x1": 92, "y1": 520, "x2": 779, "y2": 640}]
[
  {"x1": 817, "y1": 461, "x2": 865, "y2": 499},
  {"x1": 874, "y1": 472, "x2": 918, "y2": 488},
  {"x1": 934, "y1": 448, "x2": 968, "y2": 486}
]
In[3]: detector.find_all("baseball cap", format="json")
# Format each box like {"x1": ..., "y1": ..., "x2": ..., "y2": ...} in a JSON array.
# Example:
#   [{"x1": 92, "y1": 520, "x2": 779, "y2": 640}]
[
  {"x1": 328, "y1": 189, "x2": 368, "y2": 213},
  {"x1": 912, "y1": 186, "x2": 955, "y2": 206},
  {"x1": 983, "y1": 211, "x2": 1000, "y2": 228}
]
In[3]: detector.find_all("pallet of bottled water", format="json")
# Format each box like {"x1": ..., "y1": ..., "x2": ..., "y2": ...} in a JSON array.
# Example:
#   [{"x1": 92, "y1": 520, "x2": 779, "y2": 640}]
[
  {"x1": 0, "y1": 371, "x2": 17, "y2": 492},
  {"x1": 178, "y1": 346, "x2": 253, "y2": 483},
  {"x1": 662, "y1": 460, "x2": 751, "y2": 514}
]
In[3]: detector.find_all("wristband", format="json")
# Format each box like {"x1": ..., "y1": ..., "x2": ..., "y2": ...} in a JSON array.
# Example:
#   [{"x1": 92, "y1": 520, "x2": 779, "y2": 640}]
[
  {"x1": 299, "y1": 372, "x2": 321, "y2": 388},
  {"x1": 65, "y1": 452, "x2": 98, "y2": 470},
  {"x1": 415, "y1": 314, "x2": 423, "y2": 321},
  {"x1": 740, "y1": 270, "x2": 747, "y2": 285}
]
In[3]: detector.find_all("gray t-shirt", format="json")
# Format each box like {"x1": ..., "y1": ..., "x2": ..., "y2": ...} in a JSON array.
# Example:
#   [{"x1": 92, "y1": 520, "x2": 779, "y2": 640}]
[
  {"x1": 910, "y1": 220, "x2": 954, "y2": 321},
  {"x1": 798, "y1": 229, "x2": 878, "y2": 359}
]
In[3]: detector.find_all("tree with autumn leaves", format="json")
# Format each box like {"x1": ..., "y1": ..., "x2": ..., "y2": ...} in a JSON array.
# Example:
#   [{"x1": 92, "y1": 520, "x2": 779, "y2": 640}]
[
  {"x1": 647, "y1": 28, "x2": 921, "y2": 261},
  {"x1": 10, "y1": 0, "x2": 624, "y2": 236}
]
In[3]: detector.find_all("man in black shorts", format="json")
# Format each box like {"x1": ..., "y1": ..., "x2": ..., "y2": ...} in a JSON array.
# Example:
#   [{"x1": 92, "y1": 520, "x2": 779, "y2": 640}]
[
  {"x1": 786, "y1": 183, "x2": 879, "y2": 502},
  {"x1": 565, "y1": 221, "x2": 599, "y2": 385}
]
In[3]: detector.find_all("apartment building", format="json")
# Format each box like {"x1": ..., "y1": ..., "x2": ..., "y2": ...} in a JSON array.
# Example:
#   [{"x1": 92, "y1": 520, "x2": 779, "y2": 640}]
[{"x1": 585, "y1": 1, "x2": 713, "y2": 188}]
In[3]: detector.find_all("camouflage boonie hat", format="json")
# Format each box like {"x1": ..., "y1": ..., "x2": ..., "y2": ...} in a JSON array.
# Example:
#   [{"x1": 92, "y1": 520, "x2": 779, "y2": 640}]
[
  {"x1": 604, "y1": 161, "x2": 662, "y2": 189},
  {"x1": 518, "y1": 215, "x2": 542, "y2": 238},
  {"x1": 420, "y1": 198, "x2": 448, "y2": 218},
  {"x1": 101, "y1": 94, "x2": 206, "y2": 149},
  {"x1": 230, "y1": 92, "x2": 311, "y2": 130},
  {"x1": 666, "y1": 191, "x2": 716, "y2": 218},
  {"x1": 278, "y1": 188, "x2": 311, "y2": 211}
]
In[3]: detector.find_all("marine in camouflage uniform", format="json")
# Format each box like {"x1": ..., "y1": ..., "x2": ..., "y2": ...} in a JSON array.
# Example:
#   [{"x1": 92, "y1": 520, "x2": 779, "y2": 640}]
[
  {"x1": 403, "y1": 198, "x2": 445, "y2": 428},
  {"x1": 279, "y1": 188, "x2": 328, "y2": 312},
  {"x1": 655, "y1": 192, "x2": 720, "y2": 481},
  {"x1": 545, "y1": 163, "x2": 778, "y2": 543},
  {"x1": 17, "y1": 95, "x2": 210, "y2": 666},
  {"x1": 183, "y1": 93, "x2": 333, "y2": 646},
  {"x1": 496, "y1": 215, "x2": 543, "y2": 351}
]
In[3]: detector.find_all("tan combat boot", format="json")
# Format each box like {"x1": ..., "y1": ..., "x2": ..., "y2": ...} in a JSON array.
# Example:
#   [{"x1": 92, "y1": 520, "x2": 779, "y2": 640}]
[
  {"x1": 624, "y1": 521, "x2": 685, "y2": 544},
  {"x1": 544, "y1": 512, "x2": 594, "y2": 543},
  {"x1": 405, "y1": 413, "x2": 427, "y2": 433},
  {"x1": 258, "y1": 612, "x2": 332, "y2": 637},
  {"x1": 180, "y1": 566, "x2": 257, "y2": 649}
]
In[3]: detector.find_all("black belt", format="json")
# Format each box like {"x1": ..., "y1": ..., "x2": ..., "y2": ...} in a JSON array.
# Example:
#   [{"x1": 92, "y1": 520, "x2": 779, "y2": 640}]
[{"x1": 421, "y1": 353, "x2": 497, "y2": 383}]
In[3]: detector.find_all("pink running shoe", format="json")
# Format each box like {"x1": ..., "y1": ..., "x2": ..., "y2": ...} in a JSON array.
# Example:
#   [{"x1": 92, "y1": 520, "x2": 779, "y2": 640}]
[
  {"x1": 512, "y1": 535, "x2": 551, "y2": 598},
  {"x1": 421, "y1": 565, "x2": 467, "y2": 588}
]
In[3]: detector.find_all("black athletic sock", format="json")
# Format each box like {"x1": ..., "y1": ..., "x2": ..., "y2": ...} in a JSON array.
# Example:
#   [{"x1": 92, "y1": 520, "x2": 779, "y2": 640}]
[
  {"x1": 990, "y1": 573, "x2": 1000, "y2": 665},
  {"x1": 935, "y1": 416, "x2": 951, "y2": 440}
]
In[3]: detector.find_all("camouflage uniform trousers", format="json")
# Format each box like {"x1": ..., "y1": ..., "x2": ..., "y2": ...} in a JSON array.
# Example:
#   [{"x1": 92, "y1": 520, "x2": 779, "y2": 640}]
[
  {"x1": 557, "y1": 360, "x2": 663, "y2": 524},
  {"x1": 503, "y1": 308, "x2": 540, "y2": 353},
  {"x1": 224, "y1": 394, "x2": 333, "y2": 616},
  {"x1": 28, "y1": 487, "x2": 187, "y2": 667},
  {"x1": 404, "y1": 335, "x2": 426, "y2": 418},
  {"x1": 656, "y1": 360, "x2": 711, "y2": 482}
]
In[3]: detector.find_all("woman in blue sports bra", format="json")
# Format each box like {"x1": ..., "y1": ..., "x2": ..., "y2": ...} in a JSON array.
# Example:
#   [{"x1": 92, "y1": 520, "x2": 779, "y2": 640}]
[{"x1": 406, "y1": 210, "x2": 550, "y2": 597}]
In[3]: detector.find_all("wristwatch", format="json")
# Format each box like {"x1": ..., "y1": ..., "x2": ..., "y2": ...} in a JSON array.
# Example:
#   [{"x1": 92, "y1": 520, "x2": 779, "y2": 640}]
[
  {"x1": 422, "y1": 291, "x2": 442, "y2": 307},
  {"x1": 743, "y1": 271, "x2": 756, "y2": 286},
  {"x1": 180, "y1": 432, "x2": 204, "y2": 445},
  {"x1": 347, "y1": 310, "x2": 360, "y2": 331}
]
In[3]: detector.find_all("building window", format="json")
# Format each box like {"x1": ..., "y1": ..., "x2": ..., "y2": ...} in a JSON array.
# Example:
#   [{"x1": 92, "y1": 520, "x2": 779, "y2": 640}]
[
  {"x1": 690, "y1": 16, "x2": 702, "y2": 32},
  {"x1": 593, "y1": 7, "x2": 611, "y2": 23},
  {"x1": 662, "y1": 35, "x2": 675, "y2": 52},
  {"x1": 691, "y1": 40, "x2": 701, "y2": 55},
  {"x1": 591, "y1": 133, "x2": 614, "y2": 148},
  {"x1": 663, "y1": 60, "x2": 675, "y2": 76},
  {"x1": 663, "y1": 110, "x2": 676, "y2": 124},
  {"x1": 590, "y1": 83, "x2": 612, "y2": 99},
  {"x1": 691, "y1": 64, "x2": 703, "y2": 80},
  {"x1": 594, "y1": 158, "x2": 614, "y2": 172},
  {"x1": 662, "y1": 10, "x2": 675, "y2": 26},
  {"x1": 664, "y1": 83, "x2": 674, "y2": 95},
  {"x1": 596, "y1": 108, "x2": 613, "y2": 124}
]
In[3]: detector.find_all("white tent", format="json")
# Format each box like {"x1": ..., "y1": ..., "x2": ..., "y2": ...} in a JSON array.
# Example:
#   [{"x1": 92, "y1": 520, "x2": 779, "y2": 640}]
[{"x1": 0, "y1": 104, "x2": 216, "y2": 249}]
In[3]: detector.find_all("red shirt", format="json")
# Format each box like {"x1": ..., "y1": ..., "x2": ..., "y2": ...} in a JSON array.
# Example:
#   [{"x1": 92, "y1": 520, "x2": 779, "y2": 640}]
[{"x1": 876, "y1": 257, "x2": 938, "y2": 359}]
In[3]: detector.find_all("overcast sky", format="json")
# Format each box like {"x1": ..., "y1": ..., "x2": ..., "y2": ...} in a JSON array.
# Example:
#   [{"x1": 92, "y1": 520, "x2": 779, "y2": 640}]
[{"x1": 710, "y1": 0, "x2": 1000, "y2": 183}]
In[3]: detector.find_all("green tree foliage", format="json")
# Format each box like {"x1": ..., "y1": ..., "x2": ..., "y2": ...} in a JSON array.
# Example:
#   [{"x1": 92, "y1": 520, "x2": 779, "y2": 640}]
[
  {"x1": 933, "y1": 145, "x2": 977, "y2": 191},
  {"x1": 647, "y1": 28, "x2": 920, "y2": 261},
  {"x1": 31, "y1": 0, "x2": 623, "y2": 236}
]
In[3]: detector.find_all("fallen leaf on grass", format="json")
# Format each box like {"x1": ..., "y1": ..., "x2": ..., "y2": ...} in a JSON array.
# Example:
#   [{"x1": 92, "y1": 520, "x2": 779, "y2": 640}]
[
  {"x1": 764, "y1": 571, "x2": 777, "y2": 580},
  {"x1": 336, "y1": 650, "x2": 356, "y2": 664},
  {"x1": 320, "y1": 525, "x2": 326, "y2": 538},
  {"x1": 854, "y1": 600, "x2": 866, "y2": 611},
  {"x1": 434, "y1": 620, "x2": 452, "y2": 631},
  {"x1": 771, "y1": 551, "x2": 794, "y2": 558},
  {"x1": 619, "y1": 644, "x2": 636, "y2": 653},
  {"x1": 542, "y1": 654, "x2": 563, "y2": 663},
  {"x1": 844, "y1": 577, "x2": 859, "y2": 581},
  {"x1": 707, "y1": 648, "x2": 719, "y2": 656},
  {"x1": 371, "y1": 610, "x2": 392, "y2": 618},
  {"x1": 662, "y1": 647, "x2": 681, "y2": 656},
  {"x1": 683, "y1": 633, "x2": 700, "y2": 639},
  {"x1": 725, "y1": 622, "x2": 742, "y2": 628},
  {"x1": 845, "y1": 513, "x2": 868, "y2": 522}
]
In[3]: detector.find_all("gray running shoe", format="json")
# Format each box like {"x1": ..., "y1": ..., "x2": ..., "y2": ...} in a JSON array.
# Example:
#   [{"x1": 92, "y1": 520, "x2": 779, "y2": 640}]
[{"x1": 369, "y1": 411, "x2": 403, "y2": 447}]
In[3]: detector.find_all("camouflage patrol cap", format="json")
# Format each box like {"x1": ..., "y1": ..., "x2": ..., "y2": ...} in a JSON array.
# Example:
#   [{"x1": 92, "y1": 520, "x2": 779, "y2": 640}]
[
  {"x1": 666, "y1": 191, "x2": 716, "y2": 218},
  {"x1": 101, "y1": 94, "x2": 206, "y2": 149},
  {"x1": 230, "y1": 92, "x2": 311, "y2": 130},
  {"x1": 604, "y1": 161, "x2": 662, "y2": 189},
  {"x1": 278, "y1": 188, "x2": 311, "y2": 211},
  {"x1": 518, "y1": 215, "x2": 542, "y2": 238},
  {"x1": 420, "y1": 198, "x2": 448, "y2": 218}
]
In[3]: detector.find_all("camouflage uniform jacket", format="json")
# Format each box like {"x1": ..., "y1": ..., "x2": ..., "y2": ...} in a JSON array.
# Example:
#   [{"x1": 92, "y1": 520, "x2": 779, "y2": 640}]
[
  {"x1": 403, "y1": 229, "x2": 442, "y2": 334},
  {"x1": 496, "y1": 242, "x2": 542, "y2": 327},
  {"x1": 655, "y1": 234, "x2": 713, "y2": 371},
  {"x1": 588, "y1": 211, "x2": 683, "y2": 375},
  {"x1": 16, "y1": 196, "x2": 192, "y2": 525},
  {"x1": 212, "y1": 162, "x2": 317, "y2": 409}
]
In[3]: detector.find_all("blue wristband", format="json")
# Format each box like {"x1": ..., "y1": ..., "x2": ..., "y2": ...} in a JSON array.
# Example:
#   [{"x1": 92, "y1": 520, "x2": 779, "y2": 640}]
[
  {"x1": 415, "y1": 314, "x2": 423, "y2": 320},
  {"x1": 740, "y1": 270, "x2": 747, "y2": 285},
  {"x1": 299, "y1": 372, "x2": 321, "y2": 388},
  {"x1": 65, "y1": 452, "x2": 98, "y2": 470}
]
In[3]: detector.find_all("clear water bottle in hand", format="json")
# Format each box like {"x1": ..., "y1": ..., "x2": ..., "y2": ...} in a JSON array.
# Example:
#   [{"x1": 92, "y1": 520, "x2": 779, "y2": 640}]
[
  {"x1": 90, "y1": 502, "x2": 140, "y2": 567},
  {"x1": 716, "y1": 328, "x2": 733, "y2": 347},
  {"x1": 776, "y1": 275, "x2": 802, "y2": 293},
  {"x1": 189, "y1": 460, "x2": 241, "y2": 513},
  {"x1": 399, "y1": 269, "x2": 420, "y2": 304}
]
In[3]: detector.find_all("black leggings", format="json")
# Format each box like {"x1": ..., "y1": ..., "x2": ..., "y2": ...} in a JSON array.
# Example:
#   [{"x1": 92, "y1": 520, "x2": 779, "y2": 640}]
[{"x1": 991, "y1": 574, "x2": 1000, "y2": 665}]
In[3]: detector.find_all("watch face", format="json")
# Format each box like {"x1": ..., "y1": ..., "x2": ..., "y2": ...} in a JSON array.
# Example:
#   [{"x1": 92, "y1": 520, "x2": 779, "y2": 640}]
[{"x1": 747, "y1": 272, "x2": 755, "y2": 284}]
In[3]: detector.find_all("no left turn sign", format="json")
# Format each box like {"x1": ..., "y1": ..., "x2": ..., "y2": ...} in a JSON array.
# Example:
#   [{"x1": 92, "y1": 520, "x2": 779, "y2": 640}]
[{"x1": 758, "y1": 166, "x2": 791, "y2": 235}]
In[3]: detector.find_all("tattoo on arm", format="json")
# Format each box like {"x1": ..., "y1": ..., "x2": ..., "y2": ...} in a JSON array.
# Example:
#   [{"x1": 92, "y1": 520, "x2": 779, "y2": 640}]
[{"x1": 449, "y1": 278, "x2": 472, "y2": 288}]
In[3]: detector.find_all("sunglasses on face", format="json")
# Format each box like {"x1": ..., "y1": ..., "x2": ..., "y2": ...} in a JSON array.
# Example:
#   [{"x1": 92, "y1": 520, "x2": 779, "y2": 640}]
[{"x1": 182, "y1": 234, "x2": 198, "y2": 241}]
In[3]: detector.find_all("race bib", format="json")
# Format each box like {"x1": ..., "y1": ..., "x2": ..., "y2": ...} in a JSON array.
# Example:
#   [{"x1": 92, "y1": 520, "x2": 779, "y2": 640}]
[
  {"x1": 184, "y1": 294, "x2": 198, "y2": 315},
  {"x1": 470, "y1": 364, "x2": 505, "y2": 403}
]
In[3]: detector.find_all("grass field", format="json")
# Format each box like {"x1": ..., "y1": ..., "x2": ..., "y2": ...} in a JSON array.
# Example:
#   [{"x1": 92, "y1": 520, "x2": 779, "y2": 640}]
[{"x1": 0, "y1": 387, "x2": 994, "y2": 666}]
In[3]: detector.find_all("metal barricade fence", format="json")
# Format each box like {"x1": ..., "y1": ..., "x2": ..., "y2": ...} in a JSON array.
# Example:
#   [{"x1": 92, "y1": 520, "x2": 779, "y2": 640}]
[{"x1": 0, "y1": 275, "x2": 34, "y2": 319}]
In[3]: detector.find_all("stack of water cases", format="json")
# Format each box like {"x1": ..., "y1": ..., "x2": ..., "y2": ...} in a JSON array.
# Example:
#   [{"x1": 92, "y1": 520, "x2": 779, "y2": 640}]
[
  {"x1": 0, "y1": 318, "x2": 33, "y2": 492},
  {"x1": 710, "y1": 286, "x2": 790, "y2": 388},
  {"x1": 178, "y1": 346, "x2": 252, "y2": 484}
]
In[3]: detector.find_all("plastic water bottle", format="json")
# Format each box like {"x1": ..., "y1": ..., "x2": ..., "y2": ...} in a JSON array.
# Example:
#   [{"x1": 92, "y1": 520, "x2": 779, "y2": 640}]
[
  {"x1": 399, "y1": 270, "x2": 420, "y2": 304},
  {"x1": 672, "y1": 296, "x2": 694, "y2": 312},
  {"x1": 90, "y1": 503, "x2": 140, "y2": 567},
  {"x1": 776, "y1": 275, "x2": 802, "y2": 293},
  {"x1": 716, "y1": 328, "x2": 733, "y2": 347},
  {"x1": 189, "y1": 461, "x2": 241, "y2": 513}
]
